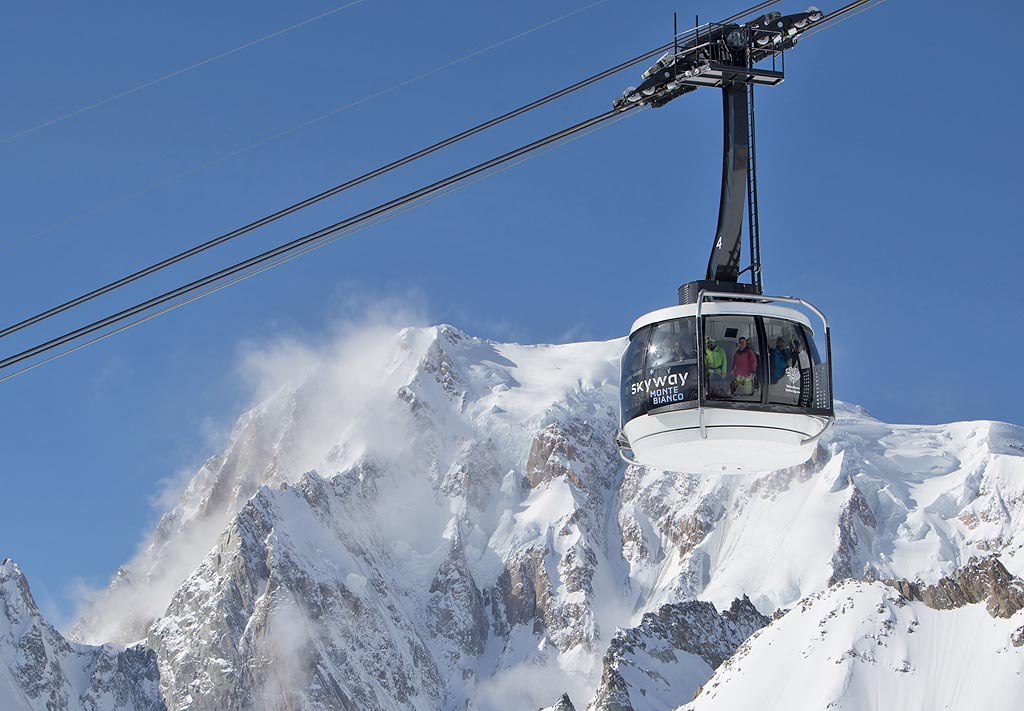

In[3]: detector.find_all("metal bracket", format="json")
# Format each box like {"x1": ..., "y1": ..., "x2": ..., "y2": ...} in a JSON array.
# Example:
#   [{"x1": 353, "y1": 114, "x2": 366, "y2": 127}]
[
  {"x1": 695, "y1": 291, "x2": 708, "y2": 439},
  {"x1": 615, "y1": 430, "x2": 645, "y2": 467},
  {"x1": 799, "y1": 416, "x2": 835, "y2": 446}
]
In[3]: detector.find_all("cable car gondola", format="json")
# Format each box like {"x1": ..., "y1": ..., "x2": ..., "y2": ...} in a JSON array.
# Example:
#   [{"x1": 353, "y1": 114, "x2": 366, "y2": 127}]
[
  {"x1": 614, "y1": 7, "x2": 835, "y2": 473},
  {"x1": 619, "y1": 291, "x2": 833, "y2": 473}
]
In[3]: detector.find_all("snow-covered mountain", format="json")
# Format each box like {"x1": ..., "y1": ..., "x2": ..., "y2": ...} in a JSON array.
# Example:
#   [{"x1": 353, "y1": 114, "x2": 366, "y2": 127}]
[
  {"x1": 4, "y1": 324, "x2": 1024, "y2": 710},
  {"x1": 685, "y1": 571, "x2": 1024, "y2": 711},
  {"x1": 0, "y1": 560, "x2": 164, "y2": 711}
]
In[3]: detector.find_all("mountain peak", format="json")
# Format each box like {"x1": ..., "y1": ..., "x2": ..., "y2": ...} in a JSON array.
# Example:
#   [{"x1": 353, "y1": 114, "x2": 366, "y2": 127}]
[
  {"x1": 0, "y1": 558, "x2": 36, "y2": 624},
  {"x1": 10, "y1": 325, "x2": 1023, "y2": 710},
  {"x1": 1, "y1": 561, "x2": 165, "y2": 711}
]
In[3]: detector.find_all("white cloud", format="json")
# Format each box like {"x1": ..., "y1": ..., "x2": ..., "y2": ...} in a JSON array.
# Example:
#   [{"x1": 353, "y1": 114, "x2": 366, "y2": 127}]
[
  {"x1": 251, "y1": 595, "x2": 314, "y2": 711},
  {"x1": 473, "y1": 657, "x2": 590, "y2": 711},
  {"x1": 72, "y1": 299, "x2": 436, "y2": 644}
]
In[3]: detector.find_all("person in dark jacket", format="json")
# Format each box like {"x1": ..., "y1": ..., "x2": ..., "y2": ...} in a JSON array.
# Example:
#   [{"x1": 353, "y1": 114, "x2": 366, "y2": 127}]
[{"x1": 769, "y1": 336, "x2": 792, "y2": 383}]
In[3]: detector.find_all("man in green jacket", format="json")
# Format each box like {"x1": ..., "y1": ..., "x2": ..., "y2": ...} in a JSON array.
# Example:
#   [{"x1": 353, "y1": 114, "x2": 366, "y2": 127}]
[{"x1": 704, "y1": 337, "x2": 728, "y2": 397}]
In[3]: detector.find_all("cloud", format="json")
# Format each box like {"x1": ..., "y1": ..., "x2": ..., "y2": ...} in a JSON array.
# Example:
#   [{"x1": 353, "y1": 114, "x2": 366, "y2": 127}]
[
  {"x1": 473, "y1": 657, "x2": 592, "y2": 711},
  {"x1": 235, "y1": 322, "x2": 419, "y2": 476},
  {"x1": 72, "y1": 297, "x2": 437, "y2": 644},
  {"x1": 69, "y1": 507, "x2": 237, "y2": 644},
  {"x1": 555, "y1": 321, "x2": 598, "y2": 345},
  {"x1": 251, "y1": 595, "x2": 314, "y2": 711},
  {"x1": 92, "y1": 355, "x2": 129, "y2": 400},
  {"x1": 322, "y1": 280, "x2": 431, "y2": 336},
  {"x1": 148, "y1": 465, "x2": 196, "y2": 516}
]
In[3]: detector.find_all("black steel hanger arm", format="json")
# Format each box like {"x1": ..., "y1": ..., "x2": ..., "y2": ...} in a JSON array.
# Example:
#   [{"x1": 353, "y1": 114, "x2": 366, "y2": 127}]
[{"x1": 706, "y1": 83, "x2": 750, "y2": 284}]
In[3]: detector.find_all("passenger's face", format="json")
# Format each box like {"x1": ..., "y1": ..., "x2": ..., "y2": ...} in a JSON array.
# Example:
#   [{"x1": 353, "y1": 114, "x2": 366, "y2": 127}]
[{"x1": 738, "y1": 338, "x2": 747, "y2": 348}]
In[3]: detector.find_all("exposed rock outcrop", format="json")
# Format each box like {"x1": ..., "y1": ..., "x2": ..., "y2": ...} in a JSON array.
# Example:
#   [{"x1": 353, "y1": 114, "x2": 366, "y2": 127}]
[
  {"x1": 884, "y1": 556, "x2": 1024, "y2": 618},
  {"x1": 588, "y1": 597, "x2": 769, "y2": 711},
  {"x1": 427, "y1": 532, "x2": 488, "y2": 659},
  {"x1": 543, "y1": 693, "x2": 578, "y2": 711},
  {"x1": 0, "y1": 560, "x2": 165, "y2": 711},
  {"x1": 830, "y1": 481, "x2": 878, "y2": 585},
  {"x1": 147, "y1": 473, "x2": 448, "y2": 711}
]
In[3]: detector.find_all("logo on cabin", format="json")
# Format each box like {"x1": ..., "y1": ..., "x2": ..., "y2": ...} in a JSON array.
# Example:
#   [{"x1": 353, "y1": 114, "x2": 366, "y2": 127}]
[
  {"x1": 784, "y1": 367, "x2": 801, "y2": 395},
  {"x1": 631, "y1": 371, "x2": 690, "y2": 407}
]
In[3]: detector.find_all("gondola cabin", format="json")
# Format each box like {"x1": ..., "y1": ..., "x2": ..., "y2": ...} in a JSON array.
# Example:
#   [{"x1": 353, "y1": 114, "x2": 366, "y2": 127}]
[
  {"x1": 617, "y1": 292, "x2": 834, "y2": 473},
  {"x1": 612, "y1": 7, "x2": 840, "y2": 472}
]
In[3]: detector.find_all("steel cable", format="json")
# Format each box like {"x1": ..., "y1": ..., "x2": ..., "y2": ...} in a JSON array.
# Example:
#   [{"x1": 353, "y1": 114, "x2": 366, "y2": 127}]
[
  {"x1": 0, "y1": 0, "x2": 780, "y2": 341},
  {"x1": 0, "y1": 1, "x2": 368, "y2": 145},
  {"x1": 0, "y1": 0, "x2": 614, "y2": 255},
  {"x1": 0, "y1": 106, "x2": 639, "y2": 374},
  {"x1": 799, "y1": 0, "x2": 886, "y2": 41},
  {"x1": 0, "y1": 45, "x2": 663, "y2": 342},
  {"x1": 0, "y1": 0, "x2": 789, "y2": 380},
  {"x1": 0, "y1": 109, "x2": 642, "y2": 384}
]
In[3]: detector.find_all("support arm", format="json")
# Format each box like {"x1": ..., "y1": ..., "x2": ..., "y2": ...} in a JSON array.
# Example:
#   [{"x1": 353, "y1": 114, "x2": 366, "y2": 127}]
[{"x1": 705, "y1": 82, "x2": 750, "y2": 283}]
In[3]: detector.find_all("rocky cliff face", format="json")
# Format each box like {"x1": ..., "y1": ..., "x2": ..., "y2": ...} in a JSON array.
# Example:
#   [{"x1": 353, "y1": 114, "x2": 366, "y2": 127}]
[
  {"x1": 588, "y1": 597, "x2": 768, "y2": 711},
  {"x1": 147, "y1": 472, "x2": 452, "y2": 711},
  {"x1": 0, "y1": 559, "x2": 164, "y2": 711},
  {"x1": 541, "y1": 693, "x2": 578, "y2": 711},
  {"x1": 4, "y1": 325, "x2": 1024, "y2": 710},
  {"x1": 884, "y1": 555, "x2": 1024, "y2": 618}
]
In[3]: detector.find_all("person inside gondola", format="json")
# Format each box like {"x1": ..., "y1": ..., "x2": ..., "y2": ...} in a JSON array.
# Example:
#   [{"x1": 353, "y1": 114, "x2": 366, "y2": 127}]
[
  {"x1": 668, "y1": 338, "x2": 689, "y2": 365},
  {"x1": 731, "y1": 336, "x2": 759, "y2": 396},
  {"x1": 792, "y1": 338, "x2": 811, "y2": 370},
  {"x1": 668, "y1": 336, "x2": 697, "y2": 401},
  {"x1": 769, "y1": 336, "x2": 792, "y2": 384},
  {"x1": 704, "y1": 337, "x2": 728, "y2": 397}
]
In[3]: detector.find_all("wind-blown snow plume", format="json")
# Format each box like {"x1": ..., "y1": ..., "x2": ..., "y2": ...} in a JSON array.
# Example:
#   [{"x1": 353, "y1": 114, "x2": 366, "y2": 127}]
[{"x1": 71, "y1": 320, "x2": 427, "y2": 645}]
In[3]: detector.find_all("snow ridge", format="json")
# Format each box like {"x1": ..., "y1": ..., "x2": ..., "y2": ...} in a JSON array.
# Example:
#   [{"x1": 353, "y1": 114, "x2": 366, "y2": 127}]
[
  {"x1": 3, "y1": 325, "x2": 1023, "y2": 710},
  {"x1": 589, "y1": 597, "x2": 769, "y2": 710},
  {"x1": 684, "y1": 578, "x2": 1024, "y2": 711},
  {"x1": 0, "y1": 559, "x2": 164, "y2": 711}
]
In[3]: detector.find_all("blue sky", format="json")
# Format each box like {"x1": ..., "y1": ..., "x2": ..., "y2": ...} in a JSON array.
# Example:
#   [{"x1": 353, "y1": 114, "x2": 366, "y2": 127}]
[{"x1": 1, "y1": 0, "x2": 1021, "y2": 624}]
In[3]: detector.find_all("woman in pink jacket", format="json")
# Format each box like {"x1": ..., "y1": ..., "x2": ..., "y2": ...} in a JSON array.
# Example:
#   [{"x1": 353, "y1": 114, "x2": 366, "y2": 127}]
[{"x1": 731, "y1": 336, "x2": 759, "y2": 395}]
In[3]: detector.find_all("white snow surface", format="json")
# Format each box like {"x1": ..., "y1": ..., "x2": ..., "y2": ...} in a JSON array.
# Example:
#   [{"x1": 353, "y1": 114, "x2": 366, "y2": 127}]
[
  {"x1": 684, "y1": 580, "x2": 1024, "y2": 711},
  {"x1": 1, "y1": 324, "x2": 1020, "y2": 710}
]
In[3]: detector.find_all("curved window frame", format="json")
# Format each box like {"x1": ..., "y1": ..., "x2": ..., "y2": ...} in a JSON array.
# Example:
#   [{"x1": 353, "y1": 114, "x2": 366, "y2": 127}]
[
  {"x1": 620, "y1": 326, "x2": 653, "y2": 424},
  {"x1": 763, "y1": 316, "x2": 816, "y2": 408}
]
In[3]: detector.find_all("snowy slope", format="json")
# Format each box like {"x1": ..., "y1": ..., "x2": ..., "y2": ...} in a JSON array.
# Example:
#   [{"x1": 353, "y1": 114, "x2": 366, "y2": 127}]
[
  {"x1": 618, "y1": 402, "x2": 1024, "y2": 617},
  {"x1": 684, "y1": 579, "x2": 1024, "y2": 711},
  {"x1": 2, "y1": 324, "x2": 1022, "y2": 710}
]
